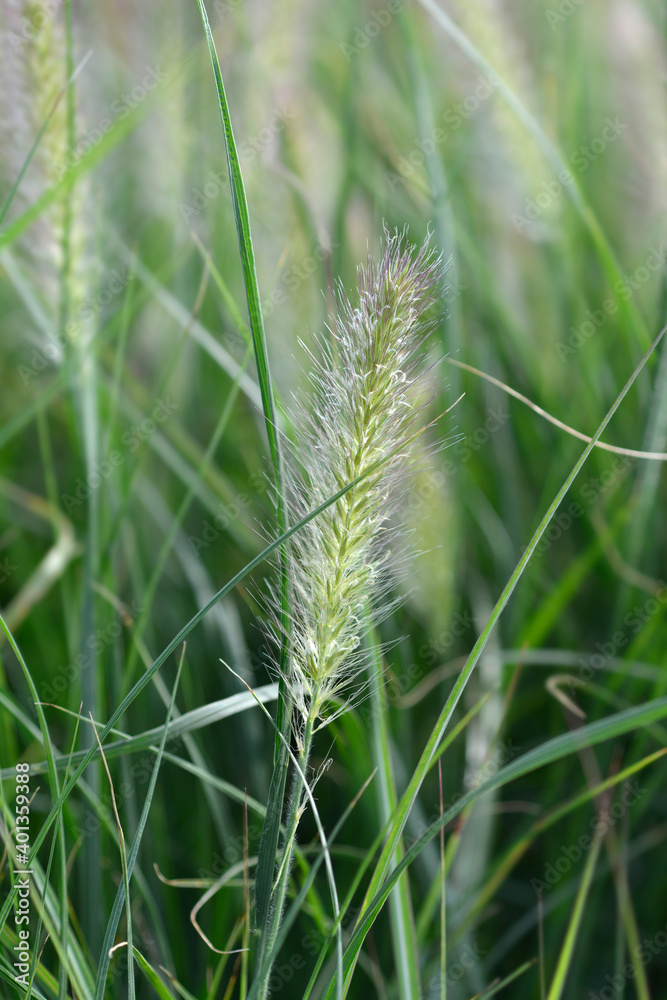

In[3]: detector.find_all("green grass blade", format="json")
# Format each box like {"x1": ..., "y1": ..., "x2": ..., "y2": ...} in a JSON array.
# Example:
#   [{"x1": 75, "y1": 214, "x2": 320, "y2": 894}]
[
  {"x1": 117, "y1": 345, "x2": 253, "y2": 692},
  {"x1": 113, "y1": 242, "x2": 263, "y2": 412},
  {"x1": 131, "y1": 947, "x2": 175, "y2": 1000},
  {"x1": 192, "y1": 0, "x2": 281, "y2": 469},
  {"x1": 253, "y1": 745, "x2": 289, "y2": 938},
  {"x1": 545, "y1": 830, "x2": 603, "y2": 1000},
  {"x1": 190, "y1": 232, "x2": 252, "y2": 348},
  {"x1": 366, "y1": 629, "x2": 421, "y2": 1000},
  {"x1": 474, "y1": 958, "x2": 537, "y2": 999},
  {"x1": 191, "y1": 2, "x2": 292, "y2": 946},
  {"x1": 18, "y1": 685, "x2": 278, "y2": 777},
  {"x1": 94, "y1": 720, "x2": 135, "y2": 1000},
  {"x1": 398, "y1": 8, "x2": 462, "y2": 379}
]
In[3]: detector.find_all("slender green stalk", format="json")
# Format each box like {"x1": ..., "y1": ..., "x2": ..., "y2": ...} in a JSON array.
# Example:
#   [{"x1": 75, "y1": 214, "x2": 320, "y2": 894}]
[
  {"x1": 545, "y1": 830, "x2": 602, "y2": 1000},
  {"x1": 439, "y1": 759, "x2": 446, "y2": 1000},
  {"x1": 367, "y1": 628, "x2": 421, "y2": 1000},
  {"x1": 258, "y1": 710, "x2": 317, "y2": 993},
  {"x1": 191, "y1": 3, "x2": 293, "y2": 953}
]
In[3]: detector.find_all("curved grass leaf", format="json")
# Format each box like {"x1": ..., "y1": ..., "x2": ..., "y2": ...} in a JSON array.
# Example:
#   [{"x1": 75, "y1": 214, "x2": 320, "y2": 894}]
[{"x1": 12, "y1": 685, "x2": 279, "y2": 778}]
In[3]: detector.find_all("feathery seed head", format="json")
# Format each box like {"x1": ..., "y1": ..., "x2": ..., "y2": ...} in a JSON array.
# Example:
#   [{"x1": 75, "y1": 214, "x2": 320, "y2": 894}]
[
  {"x1": 0, "y1": 2, "x2": 92, "y2": 343},
  {"x1": 279, "y1": 227, "x2": 445, "y2": 729}
]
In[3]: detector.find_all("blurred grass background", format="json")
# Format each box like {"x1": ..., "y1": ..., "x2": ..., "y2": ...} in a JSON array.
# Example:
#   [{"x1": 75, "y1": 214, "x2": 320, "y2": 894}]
[{"x1": 1, "y1": 0, "x2": 667, "y2": 997}]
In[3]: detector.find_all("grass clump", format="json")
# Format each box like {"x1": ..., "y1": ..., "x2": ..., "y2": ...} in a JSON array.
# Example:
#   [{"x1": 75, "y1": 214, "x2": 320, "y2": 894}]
[{"x1": 2, "y1": 3, "x2": 667, "y2": 1000}]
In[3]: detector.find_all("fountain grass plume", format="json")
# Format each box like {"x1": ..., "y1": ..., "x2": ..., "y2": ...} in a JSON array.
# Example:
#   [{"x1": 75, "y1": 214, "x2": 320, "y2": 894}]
[
  {"x1": 0, "y1": 1, "x2": 91, "y2": 328},
  {"x1": 279, "y1": 226, "x2": 445, "y2": 732}
]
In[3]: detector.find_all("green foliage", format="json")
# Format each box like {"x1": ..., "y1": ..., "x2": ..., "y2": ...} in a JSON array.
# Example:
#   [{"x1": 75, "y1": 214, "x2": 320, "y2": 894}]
[{"x1": 1, "y1": 1, "x2": 666, "y2": 998}]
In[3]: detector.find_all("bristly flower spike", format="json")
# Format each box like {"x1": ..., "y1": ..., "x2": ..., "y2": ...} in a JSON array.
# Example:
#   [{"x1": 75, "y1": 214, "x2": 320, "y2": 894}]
[{"x1": 279, "y1": 226, "x2": 446, "y2": 733}]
